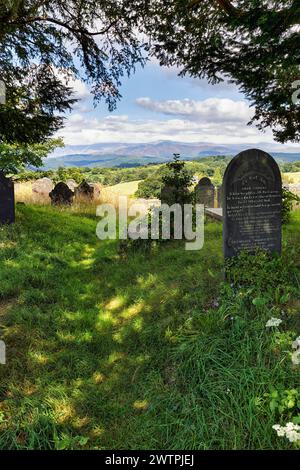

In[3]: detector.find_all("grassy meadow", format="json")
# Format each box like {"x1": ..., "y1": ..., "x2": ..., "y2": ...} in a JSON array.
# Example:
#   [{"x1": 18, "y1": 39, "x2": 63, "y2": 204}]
[
  {"x1": 0, "y1": 203, "x2": 299, "y2": 450},
  {"x1": 106, "y1": 180, "x2": 142, "y2": 197}
]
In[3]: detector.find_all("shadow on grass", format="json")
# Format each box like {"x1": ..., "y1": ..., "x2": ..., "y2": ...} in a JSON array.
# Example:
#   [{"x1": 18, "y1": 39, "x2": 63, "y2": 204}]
[
  {"x1": 1, "y1": 206, "x2": 299, "y2": 450},
  {"x1": 0, "y1": 204, "x2": 223, "y2": 449}
]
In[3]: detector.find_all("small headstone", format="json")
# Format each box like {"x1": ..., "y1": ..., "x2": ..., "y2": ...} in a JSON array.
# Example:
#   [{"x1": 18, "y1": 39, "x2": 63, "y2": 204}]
[
  {"x1": 216, "y1": 185, "x2": 223, "y2": 208},
  {"x1": 66, "y1": 179, "x2": 78, "y2": 192},
  {"x1": 0, "y1": 171, "x2": 15, "y2": 224},
  {"x1": 32, "y1": 177, "x2": 53, "y2": 196},
  {"x1": 75, "y1": 180, "x2": 94, "y2": 199},
  {"x1": 89, "y1": 183, "x2": 101, "y2": 200},
  {"x1": 194, "y1": 177, "x2": 215, "y2": 207},
  {"x1": 223, "y1": 148, "x2": 282, "y2": 258},
  {"x1": 49, "y1": 182, "x2": 74, "y2": 206}
]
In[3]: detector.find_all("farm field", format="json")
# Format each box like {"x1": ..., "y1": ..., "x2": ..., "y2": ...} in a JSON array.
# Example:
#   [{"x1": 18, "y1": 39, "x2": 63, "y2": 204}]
[{"x1": 106, "y1": 181, "x2": 142, "y2": 197}]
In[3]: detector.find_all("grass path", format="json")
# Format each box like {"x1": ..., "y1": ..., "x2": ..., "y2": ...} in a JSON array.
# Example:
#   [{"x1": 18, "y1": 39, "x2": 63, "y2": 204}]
[{"x1": 0, "y1": 206, "x2": 299, "y2": 449}]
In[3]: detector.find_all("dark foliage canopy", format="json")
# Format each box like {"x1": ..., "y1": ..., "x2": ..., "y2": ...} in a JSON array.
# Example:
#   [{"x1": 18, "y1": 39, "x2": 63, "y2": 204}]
[
  {"x1": 0, "y1": 0, "x2": 146, "y2": 144},
  {"x1": 0, "y1": 0, "x2": 299, "y2": 146},
  {"x1": 139, "y1": 0, "x2": 300, "y2": 143}
]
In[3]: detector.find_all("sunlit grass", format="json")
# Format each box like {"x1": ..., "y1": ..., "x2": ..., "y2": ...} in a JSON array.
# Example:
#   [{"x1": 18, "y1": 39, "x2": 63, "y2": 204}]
[{"x1": 0, "y1": 205, "x2": 299, "y2": 449}]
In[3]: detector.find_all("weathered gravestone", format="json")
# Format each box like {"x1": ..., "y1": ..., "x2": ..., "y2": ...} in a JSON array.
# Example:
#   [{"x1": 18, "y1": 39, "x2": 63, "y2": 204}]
[
  {"x1": 216, "y1": 185, "x2": 223, "y2": 208},
  {"x1": 32, "y1": 177, "x2": 53, "y2": 196},
  {"x1": 89, "y1": 183, "x2": 101, "y2": 200},
  {"x1": 75, "y1": 180, "x2": 94, "y2": 200},
  {"x1": 194, "y1": 177, "x2": 215, "y2": 207},
  {"x1": 0, "y1": 171, "x2": 15, "y2": 224},
  {"x1": 49, "y1": 182, "x2": 74, "y2": 206},
  {"x1": 66, "y1": 179, "x2": 78, "y2": 192},
  {"x1": 223, "y1": 149, "x2": 282, "y2": 258}
]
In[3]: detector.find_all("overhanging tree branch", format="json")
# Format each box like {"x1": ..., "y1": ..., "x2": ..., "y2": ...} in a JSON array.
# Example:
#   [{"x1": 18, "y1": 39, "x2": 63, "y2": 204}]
[
  {"x1": 7, "y1": 16, "x2": 118, "y2": 37},
  {"x1": 189, "y1": 0, "x2": 240, "y2": 17}
]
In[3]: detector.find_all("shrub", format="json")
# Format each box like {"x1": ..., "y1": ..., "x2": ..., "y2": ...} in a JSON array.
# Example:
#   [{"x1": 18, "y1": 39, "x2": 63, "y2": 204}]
[{"x1": 282, "y1": 187, "x2": 300, "y2": 224}]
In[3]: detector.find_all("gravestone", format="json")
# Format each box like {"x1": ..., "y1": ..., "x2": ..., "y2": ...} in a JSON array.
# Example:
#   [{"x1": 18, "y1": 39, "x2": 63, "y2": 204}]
[
  {"x1": 216, "y1": 185, "x2": 223, "y2": 208},
  {"x1": 32, "y1": 177, "x2": 53, "y2": 196},
  {"x1": 194, "y1": 177, "x2": 215, "y2": 207},
  {"x1": 66, "y1": 179, "x2": 78, "y2": 192},
  {"x1": 75, "y1": 180, "x2": 94, "y2": 199},
  {"x1": 89, "y1": 183, "x2": 101, "y2": 200},
  {"x1": 223, "y1": 148, "x2": 282, "y2": 258},
  {"x1": 49, "y1": 182, "x2": 74, "y2": 206},
  {"x1": 0, "y1": 171, "x2": 15, "y2": 224}
]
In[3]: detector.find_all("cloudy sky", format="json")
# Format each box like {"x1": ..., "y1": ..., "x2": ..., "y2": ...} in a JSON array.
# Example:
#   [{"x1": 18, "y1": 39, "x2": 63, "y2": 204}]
[{"x1": 56, "y1": 60, "x2": 297, "y2": 151}]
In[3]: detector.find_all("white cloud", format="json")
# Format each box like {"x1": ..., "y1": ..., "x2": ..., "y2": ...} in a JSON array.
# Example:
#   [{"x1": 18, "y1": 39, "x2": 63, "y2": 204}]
[
  {"x1": 56, "y1": 110, "x2": 275, "y2": 147},
  {"x1": 136, "y1": 97, "x2": 253, "y2": 123},
  {"x1": 71, "y1": 78, "x2": 90, "y2": 100}
]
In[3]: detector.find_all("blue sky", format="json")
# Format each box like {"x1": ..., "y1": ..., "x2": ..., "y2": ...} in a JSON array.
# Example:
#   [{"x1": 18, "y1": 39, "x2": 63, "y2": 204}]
[{"x1": 55, "y1": 60, "x2": 297, "y2": 151}]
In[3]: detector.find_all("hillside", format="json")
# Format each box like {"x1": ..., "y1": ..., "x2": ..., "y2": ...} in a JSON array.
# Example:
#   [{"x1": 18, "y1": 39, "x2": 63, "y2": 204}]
[
  {"x1": 0, "y1": 205, "x2": 299, "y2": 450},
  {"x1": 42, "y1": 141, "x2": 300, "y2": 169}
]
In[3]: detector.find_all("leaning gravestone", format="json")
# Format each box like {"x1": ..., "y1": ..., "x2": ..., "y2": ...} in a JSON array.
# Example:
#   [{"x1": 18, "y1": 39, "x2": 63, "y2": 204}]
[
  {"x1": 75, "y1": 180, "x2": 94, "y2": 200},
  {"x1": 0, "y1": 171, "x2": 15, "y2": 224},
  {"x1": 223, "y1": 149, "x2": 282, "y2": 258},
  {"x1": 194, "y1": 177, "x2": 215, "y2": 207},
  {"x1": 49, "y1": 182, "x2": 74, "y2": 206}
]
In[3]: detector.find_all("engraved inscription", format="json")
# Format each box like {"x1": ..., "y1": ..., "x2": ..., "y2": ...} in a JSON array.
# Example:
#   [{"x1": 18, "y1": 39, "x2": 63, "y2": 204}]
[{"x1": 223, "y1": 149, "x2": 282, "y2": 258}]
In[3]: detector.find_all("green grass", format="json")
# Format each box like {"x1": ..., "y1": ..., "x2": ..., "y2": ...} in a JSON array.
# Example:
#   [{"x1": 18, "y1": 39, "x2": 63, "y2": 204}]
[
  {"x1": 106, "y1": 180, "x2": 143, "y2": 196},
  {"x1": 0, "y1": 206, "x2": 299, "y2": 450}
]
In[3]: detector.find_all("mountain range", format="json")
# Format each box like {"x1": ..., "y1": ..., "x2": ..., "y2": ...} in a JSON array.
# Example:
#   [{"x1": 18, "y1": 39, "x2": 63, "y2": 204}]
[{"x1": 43, "y1": 140, "x2": 300, "y2": 169}]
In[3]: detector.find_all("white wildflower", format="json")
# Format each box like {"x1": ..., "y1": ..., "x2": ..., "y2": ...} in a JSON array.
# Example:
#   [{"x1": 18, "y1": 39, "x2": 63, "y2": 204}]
[
  {"x1": 272, "y1": 424, "x2": 286, "y2": 437},
  {"x1": 292, "y1": 337, "x2": 300, "y2": 350},
  {"x1": 265, "y1": 318, "x2": 283, "y2": 328},
  {"x1": 273, "y1": 423, "x2": 300, "y2": 443},
  {"x1": 292, "y1": 349, "x2": 300, "y2": 365},
  {"x1": 285, "y1": 423, "x2": 300, "y2": 443}
]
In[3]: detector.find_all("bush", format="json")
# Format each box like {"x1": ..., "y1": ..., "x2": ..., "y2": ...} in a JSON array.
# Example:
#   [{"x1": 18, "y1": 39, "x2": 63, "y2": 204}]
[{"x1": 282, "y1": 187, "x2": 300, "y2": 224}]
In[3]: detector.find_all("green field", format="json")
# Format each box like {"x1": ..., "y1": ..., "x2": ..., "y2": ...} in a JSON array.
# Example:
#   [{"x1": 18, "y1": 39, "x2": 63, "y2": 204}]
[
  {"x1": 106, "y1": 180, "x2": 142, "y2": 197},
  {"x1": 0, "y1": 206, "x2": 299, "y2": 449}
]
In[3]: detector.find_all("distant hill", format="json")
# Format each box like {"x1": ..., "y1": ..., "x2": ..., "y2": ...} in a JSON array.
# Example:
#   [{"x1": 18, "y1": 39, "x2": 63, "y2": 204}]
[{"x1": 41, "y1": 140, "x2": 300, "y2": 169}]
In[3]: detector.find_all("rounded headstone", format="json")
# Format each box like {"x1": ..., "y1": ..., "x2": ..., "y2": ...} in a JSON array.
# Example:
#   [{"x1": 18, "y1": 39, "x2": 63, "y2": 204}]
[
  {"x1": 66, "y1": 179, "x2": 78, "y2": 191},
  {"x1": 223, "y1": 148, "x2": 282, "y2": 258},
  {"x1": 194, "y1": 177, "x2": 215, "y2": 207},
  {"x1": 75, "y1": 180, "x2": 94, "y2": 199},
  {"x1": 32, "y1": 177, "x2": 53, "y2": 196},
  {"x1": 89, "y1": 183, "x2": 101, "y2": 200},
  {"x1": 49, "y1": 182, "x2": 74, "y2": 206}
]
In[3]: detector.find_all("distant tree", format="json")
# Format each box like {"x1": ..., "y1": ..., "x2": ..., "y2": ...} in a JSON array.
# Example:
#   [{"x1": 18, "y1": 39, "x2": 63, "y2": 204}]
[
  {"x1": 136, "y1": 154, "x2": 193, "y2": 200},
  {"x1": 136, "y1": 166, "x2": 169, "y2": 199},
  {"x1": 0, "y1": 138, "x2": 63, "y2": 173},
  {"x1": 162, "y1": 154, "x2": 194, "y2": 205}
]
